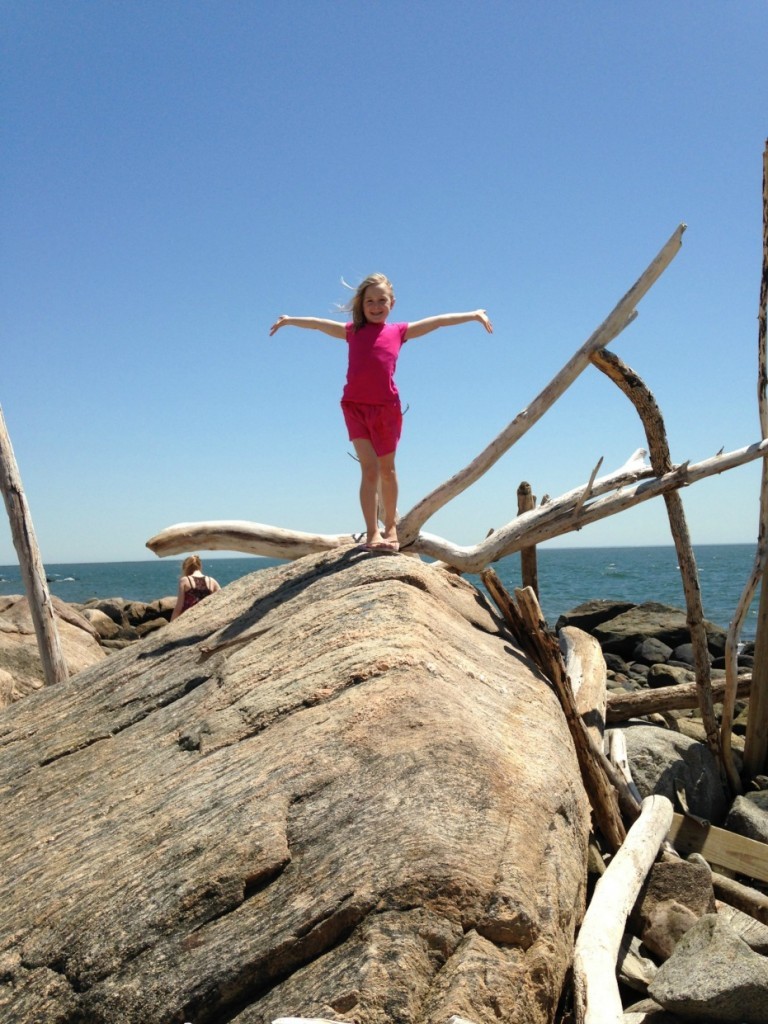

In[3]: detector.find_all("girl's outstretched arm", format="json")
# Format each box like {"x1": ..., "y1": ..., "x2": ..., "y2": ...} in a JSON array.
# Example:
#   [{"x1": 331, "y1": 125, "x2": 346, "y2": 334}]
[
  {"x1": 405, "y1": 310, "x2": 493, "y2": 340},
  {"x1": 269, "y1": 315, "x2": 346, "y2": 339}
]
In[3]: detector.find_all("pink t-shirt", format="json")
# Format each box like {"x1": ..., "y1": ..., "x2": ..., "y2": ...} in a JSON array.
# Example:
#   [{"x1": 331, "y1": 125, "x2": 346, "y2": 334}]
[{"x1": 341, "y1": 321, "x2": 408, "y2": 404}]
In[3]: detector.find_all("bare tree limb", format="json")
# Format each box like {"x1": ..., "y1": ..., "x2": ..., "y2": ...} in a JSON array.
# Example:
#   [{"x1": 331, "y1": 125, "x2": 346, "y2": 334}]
[
  {"x1": 742, "y1": 139, "x2": 768, "y2": 781},
  {"x1": 0, "y1": 405, "x2": 68, "y2": 687},
  {"x1": 589, "y1": 348, "x2": 724, "y2": 778},
  {"x1": 396, "y1": 225, "x2": 686, "y2": 545},
  {"x1": 147, "y1": 521, "x2": 352, "y2": 560},
  {"x1": 406, "y1": 439, "x2": 768, "y2": 572},
  {"x1": 607, "y1": 674, "x2": 752, "y2": 723}
]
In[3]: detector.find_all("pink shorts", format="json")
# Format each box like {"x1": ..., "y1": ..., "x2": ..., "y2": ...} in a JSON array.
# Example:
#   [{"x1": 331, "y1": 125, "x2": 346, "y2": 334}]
[{"x1": 341, "y1": 401, "x2": 403, "y2": 457}]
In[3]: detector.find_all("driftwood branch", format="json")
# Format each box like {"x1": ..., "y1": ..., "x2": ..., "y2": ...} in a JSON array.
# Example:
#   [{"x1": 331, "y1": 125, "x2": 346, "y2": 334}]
[
  {"x1": 606, "y1": 674, "x2": 752, "y2": 724},
  {"x1": 741, "y1": 139, "x2": 768, "y2": 782},
  {"x1": 589, "y1": 347, "x2": 724, "y2": 776},
  {"x1": 406, "y1": 439, "x2": 768, "y2": 572},
  {"x1": 712, "y1": 870, "x2": 768, "y2": 927},
  {"x1": 572, "y1": 795, "x2": 674, "y2": 1024},
  {"x1": 146, "y1": 438, "x2": 768, "y2": 563},
  {"x1": 397, "y1": 224, "x2": 685, "y2": 545},
  {"x1": 517, "y1": 481, "x2": 538, "y2": 595},
  {"x1": 0, "y1": 405, "x2": 68, "y2": 687},
  {"x1": 147, "y1": 521, "x2": 352, "y2": 560},
  {"x1": 559, "y1": 625, "x2": 607, "y2": 747}
]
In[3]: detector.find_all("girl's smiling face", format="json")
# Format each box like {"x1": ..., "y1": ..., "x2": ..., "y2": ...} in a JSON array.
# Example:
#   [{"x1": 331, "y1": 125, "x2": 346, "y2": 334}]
[{"x1": 362, "y1": 283, "x2": 395, "y2": 324}]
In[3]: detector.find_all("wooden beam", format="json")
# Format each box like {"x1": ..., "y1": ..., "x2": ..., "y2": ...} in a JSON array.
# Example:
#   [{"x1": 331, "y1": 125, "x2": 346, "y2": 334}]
[{"x1": 668, "y1": 812, "x2": 768, "y2": 884}]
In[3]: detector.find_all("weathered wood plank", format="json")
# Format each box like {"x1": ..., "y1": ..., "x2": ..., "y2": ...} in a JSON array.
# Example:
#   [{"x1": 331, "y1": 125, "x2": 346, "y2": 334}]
[{"x1": 668, "y1": 812, "x2": 768, "y2": 883}]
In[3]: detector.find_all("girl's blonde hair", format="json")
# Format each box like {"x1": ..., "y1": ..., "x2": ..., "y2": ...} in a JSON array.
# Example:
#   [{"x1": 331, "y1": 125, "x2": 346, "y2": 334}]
[
  {"x1": 343, "y1": 272, "x2": 395, "y2": 331},
  {"x1": 182, "y1": 554, "x2": 202, "y2": 576}
]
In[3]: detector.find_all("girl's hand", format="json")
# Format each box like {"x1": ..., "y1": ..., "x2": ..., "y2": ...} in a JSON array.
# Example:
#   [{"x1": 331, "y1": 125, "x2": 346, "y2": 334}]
[
  {"x1": 269, "y1": 315, "x2": 291, "y2": 336},
  {"x1": 476, "y1": 310, "x2": 494, "y2": 333}
]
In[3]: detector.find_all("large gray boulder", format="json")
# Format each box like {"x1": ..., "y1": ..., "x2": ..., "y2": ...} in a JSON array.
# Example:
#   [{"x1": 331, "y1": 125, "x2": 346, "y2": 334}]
[
  {"x1": 589, "y1": 603, "x2": 726, "y2": 660},
  {"x1": 622, "y1": 723, "x2": 729, "y2": 824},
  {"x1": 0, "y1": 549, "x2": 590, "y2": 1024},
  {"x1": 648, "y1": 913, "x2": 768, "y2": 1022}
]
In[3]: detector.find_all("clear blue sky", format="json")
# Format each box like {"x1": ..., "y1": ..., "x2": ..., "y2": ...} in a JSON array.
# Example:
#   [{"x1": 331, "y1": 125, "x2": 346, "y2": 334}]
[{"x1": 2, "y1": 0, "x2": 767, "y2": 564}]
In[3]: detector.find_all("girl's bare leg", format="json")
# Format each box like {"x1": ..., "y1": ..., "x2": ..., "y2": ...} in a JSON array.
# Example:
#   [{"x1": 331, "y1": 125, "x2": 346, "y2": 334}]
[
  {"x1": 377, "y1": 451, "x2": 398, "y2": 546},
  {"x1": 352, "y1": 439, "x2": 383, "y2": 545}
]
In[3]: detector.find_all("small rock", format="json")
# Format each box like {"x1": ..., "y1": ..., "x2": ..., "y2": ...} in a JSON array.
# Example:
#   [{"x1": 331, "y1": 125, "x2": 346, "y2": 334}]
[
  {"x1": 647, "y1": 664, "x2": 695, "y2": 689},
  {"x1": 725, "y1": 795, "x2": 768, "y2": 845},
  {"x1": 649, "y1": 914, "x2": 768, "y2": 1023},
  {"x1": 633, "y1": 637, "x2": 674, "y2": 666}
]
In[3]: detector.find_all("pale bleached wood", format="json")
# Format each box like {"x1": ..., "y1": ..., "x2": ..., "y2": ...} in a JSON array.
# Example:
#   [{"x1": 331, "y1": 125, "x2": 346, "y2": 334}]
[
  {"x1": 573, "y1": 795, "x2": 674, "y2": 1024},
  {"x1": 617, "y1": 932, "x2": 658, "y2": 993},
  {"x1": 407, "y1": 438, "x2": 768, "y2": 572},
  {"x1": 0, "y1": 405, "x2": 68, "y2": 687},
  {"x1": 607, "y1": 730, "x2": 643, "y2": 806},
  {"x1": 606, "y1": 675, "x2": 752, "y2": 724},
  {"x1": 146, "y1": 438, "x2": 768, "y2": 565},
  {"x1": 397, "y1": 225, "x2": 686, "y2": 546},
  {"x1": 147, "y1": 521, "x2": 352, "y2": 559},
  {"x1": 742, "y1": 140, "x2": 768, "y2": 783},
  {"x1": 559, "y1": 625, "x2": 607, "y2": 746}
]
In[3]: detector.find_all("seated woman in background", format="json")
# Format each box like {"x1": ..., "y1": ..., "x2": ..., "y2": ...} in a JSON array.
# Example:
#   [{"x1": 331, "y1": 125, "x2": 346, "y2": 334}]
[{"x1": 171, "y1": 554, "x2": 221, "y2": 620}]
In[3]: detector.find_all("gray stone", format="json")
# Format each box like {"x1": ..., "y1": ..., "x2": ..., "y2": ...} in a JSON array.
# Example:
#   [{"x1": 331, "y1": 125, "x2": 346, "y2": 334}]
[
  {"x1": 554, "y1": 599, "x2": 635, "y2": 635},
  {"x1": 649, "y1": 913, "x2": 768, "y2": 1022},
  {"x1": 725, "y1": 795, "x2": 768, "y2": 845},
  {"x1": 622, "y1": 724, "x2": 729, "y2": 823},
  {"x1": 633, "y1": 637, "x2": 674, "y2": 666},
  {"x1": 0, "y1": 594, "x2": 107, "y2": 707},
  {"x1": 81, "y1": 607, "x2": 121, "y2": 640},
  {"x1": 671, "y1": 643, "x2": 697, "y2": 666},
  {"x1": 647, "y1": 663, "x2": 695, "y2": 689},
  {"x1": 591, "y1": 602, "x2": 726, "y2": 660},
  {"x1": 746, "y1": 789, "x2": 768, "y2": 812},
  {"x1": 603, "y1": 651, "x2": 630, "y2": 674}
]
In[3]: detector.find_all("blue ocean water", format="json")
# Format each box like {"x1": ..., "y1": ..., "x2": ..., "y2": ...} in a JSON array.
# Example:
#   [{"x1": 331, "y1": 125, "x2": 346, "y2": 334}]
[{"x1": 0, "y1": 545, "x2": 761, "y2": 640}]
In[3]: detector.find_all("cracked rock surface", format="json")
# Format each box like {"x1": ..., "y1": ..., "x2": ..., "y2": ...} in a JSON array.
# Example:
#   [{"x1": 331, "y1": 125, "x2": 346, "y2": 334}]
[{"x1": 0, "y1": 548, "x2": 590, "y2": 1024}]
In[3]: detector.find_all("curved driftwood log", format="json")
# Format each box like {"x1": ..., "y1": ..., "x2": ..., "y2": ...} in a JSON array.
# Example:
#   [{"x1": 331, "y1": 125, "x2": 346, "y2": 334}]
[
  {"x1": 147, "y1": 521, "x2": 352, "y2": 560},
  {"x1": 589, "y1": 347, "x2": 724, "y2": 777},
  {"x1": 572, "y1": 795, "x2": 674, "y2": 1024}
]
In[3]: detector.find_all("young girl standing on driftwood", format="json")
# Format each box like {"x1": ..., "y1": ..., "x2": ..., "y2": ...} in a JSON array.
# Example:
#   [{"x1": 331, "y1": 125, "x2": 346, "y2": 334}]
[{"x1": 270, "y1": 273, "x2": 492, "y2": 551}]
